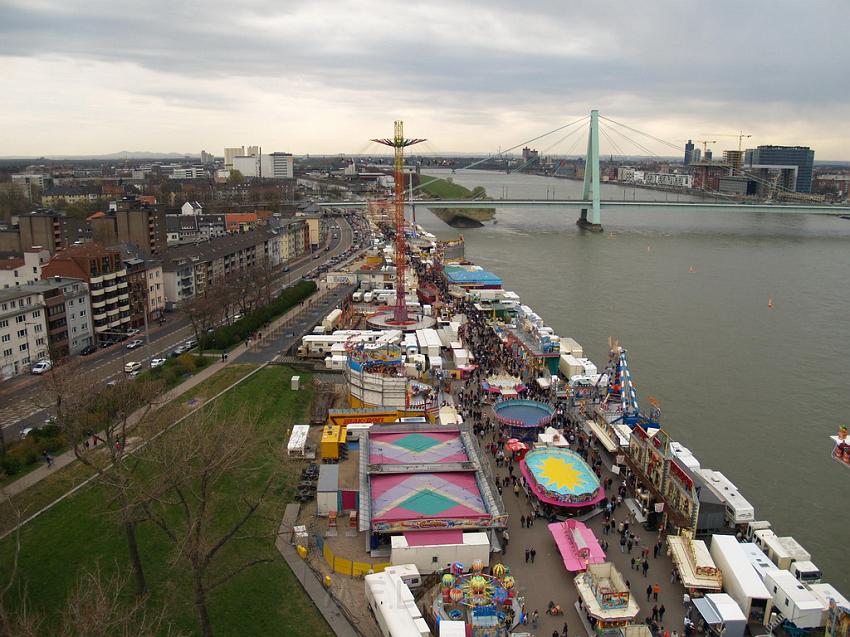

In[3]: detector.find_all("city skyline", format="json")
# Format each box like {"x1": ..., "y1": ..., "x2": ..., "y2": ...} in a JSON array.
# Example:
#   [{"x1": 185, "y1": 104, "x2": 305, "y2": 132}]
[{"x1": 1, "y1": 1, "x2": 849, "y2": 159}]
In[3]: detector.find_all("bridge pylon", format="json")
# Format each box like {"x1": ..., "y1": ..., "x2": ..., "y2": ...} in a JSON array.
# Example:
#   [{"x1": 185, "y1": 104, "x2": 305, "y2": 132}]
[{"x1": 577, "y1": 109, "x2": 603, "y2": 232}]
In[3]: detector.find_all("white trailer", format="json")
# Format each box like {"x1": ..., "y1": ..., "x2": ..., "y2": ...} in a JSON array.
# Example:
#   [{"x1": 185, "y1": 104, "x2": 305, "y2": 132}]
[
  {"x1": 403, "y1": 333, "x2": 419, "y2": 356},
  {"x1": 390, "y1": 532, "x2": 490, "y2": 574},
  {"x1": 364, "y1": 571, "x2": 431, "y2": 637},
  {"x1": 763, "y1": 569, "x2": 824, "y2": 629},
  {"x1": 322, "y1": 308, "x2": 343, "y2": 332},
  {"x1": 710, "y1": 534, "x2": 773, "y2": 624},
  {"x1": 754, "y1": 531, "x2": 811, "y2": 570}
]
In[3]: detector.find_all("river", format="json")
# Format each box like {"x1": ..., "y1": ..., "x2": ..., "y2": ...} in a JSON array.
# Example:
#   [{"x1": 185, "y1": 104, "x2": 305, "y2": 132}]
[{"x1": 417, "y1": 169, "x2": 850, "y2": 592}]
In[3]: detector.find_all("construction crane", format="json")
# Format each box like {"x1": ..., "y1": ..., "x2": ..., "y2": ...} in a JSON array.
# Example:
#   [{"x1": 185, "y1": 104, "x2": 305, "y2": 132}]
[
  {"x1": 704, "y1": 131, "x2": 752, "y2": 151},
  {"x1": 695, "y1": 140, "x2": 717, "y2": 158}
]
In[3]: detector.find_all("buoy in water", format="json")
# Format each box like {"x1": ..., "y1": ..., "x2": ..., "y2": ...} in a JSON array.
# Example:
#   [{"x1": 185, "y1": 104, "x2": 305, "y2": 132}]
[
  {"x1": 768, "y1": 297, "x2": 774, "y2": 309},
  {"x1": 688, "y1": 265, "x2": 696, "y2": 273}
]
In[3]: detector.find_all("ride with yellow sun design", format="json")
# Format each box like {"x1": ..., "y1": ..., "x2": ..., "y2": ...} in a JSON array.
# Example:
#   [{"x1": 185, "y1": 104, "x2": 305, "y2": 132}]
[
  {"x1": 523, "y1": 448, "x2": 600, "y2": 503},
  {"x1": 538, "y1": 455, "x2": 588, "y2": 492}
]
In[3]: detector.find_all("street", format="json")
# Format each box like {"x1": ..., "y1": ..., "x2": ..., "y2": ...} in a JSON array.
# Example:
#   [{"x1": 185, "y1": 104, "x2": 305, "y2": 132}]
[{"x1": 0, "y1": 212, "x2": 364, "y2": 442}]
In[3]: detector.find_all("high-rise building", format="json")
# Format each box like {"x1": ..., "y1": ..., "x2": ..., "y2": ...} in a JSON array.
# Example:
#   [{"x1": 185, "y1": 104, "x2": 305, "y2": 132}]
[
  {"x1": 704, "y1": 149, "x2": 713, "y2": 161},
  {"x1": 260, "y1": 152, "x2": 294, "y2": 179},
  {"x1": 744, "y1": 145, "x2": 815, "y2": 193},
  {"x1": 223, "y1": 147, "x2": 245, "y2": 171},
  {"x1": 684, "y1": 140, "x2": 695, "y2": 165},
  {"x1": 692, "y1": 148, "x2": 701, "y2": 163}
]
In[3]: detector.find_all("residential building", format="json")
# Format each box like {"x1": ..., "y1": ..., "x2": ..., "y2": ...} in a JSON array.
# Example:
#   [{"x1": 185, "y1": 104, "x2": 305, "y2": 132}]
[
  {"x1": 17, "y1": 209, "x2": 91, "y2": 254},
  {"x1": 0, "y1": 248, "x2": 51, "y2": 288},
  {"x1": 41, "y1": 244, "x2": 131, "y2": 343},
  {"x1": 269, "y1": 217, "x2": 310, "y2": 261},
  {"x1": 200, "y1": 150, "x2": 215, "y2": 164},
  {"x1": 85, "y1": 198, "x2": 166, "y2": 257},
  {"x1": 11, "y1": 173, "x2": 51, "y2": 201},
  {"x1": 161, "y1": 227, "x2": 278, "y2": 308},
  {"x1": 181, "y1": 201, "x2": 204, "y2": 216},
  {"x1": 165, "y1": 213, "x2": 228, "y2": 245},
  {"x1": 744, "y1": 145, "x2": 815, "y2": 193},
  {"x1": 0, "y1": 277, "x2": 93, "y2": 378},
  {"x1": 40, "y1": 186, "x2": 102, "y2": 207}
]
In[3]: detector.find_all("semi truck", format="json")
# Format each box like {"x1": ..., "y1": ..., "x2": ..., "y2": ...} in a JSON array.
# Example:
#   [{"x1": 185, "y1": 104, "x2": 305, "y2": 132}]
[{"x1": 710, "y1": 534, "x2": 773, "y2": 625}]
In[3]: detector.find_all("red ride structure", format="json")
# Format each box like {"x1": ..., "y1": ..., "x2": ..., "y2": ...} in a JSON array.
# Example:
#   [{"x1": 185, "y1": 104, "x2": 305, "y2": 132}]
[{"x1": 372, "y1": 121, "x2": 425, "y2": 325}]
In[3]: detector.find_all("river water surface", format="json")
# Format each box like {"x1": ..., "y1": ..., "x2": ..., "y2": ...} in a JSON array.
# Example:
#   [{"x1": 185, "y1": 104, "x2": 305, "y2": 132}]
[{"x1": 417, "y1": 169, "x2": 850, "y2": 592}]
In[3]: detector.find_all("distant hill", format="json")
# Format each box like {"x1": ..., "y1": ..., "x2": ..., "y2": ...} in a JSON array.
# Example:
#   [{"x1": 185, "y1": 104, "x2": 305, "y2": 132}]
[{"x1": 0, "y1": 151, "x2": 200, "y2": 160}]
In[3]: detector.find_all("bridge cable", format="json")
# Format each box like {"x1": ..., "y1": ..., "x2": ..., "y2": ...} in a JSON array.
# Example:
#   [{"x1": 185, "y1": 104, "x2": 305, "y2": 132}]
[
  {"x1": 406, "y1": 116, "x2": 590, "y2": 198},
  {"x1": 507, "y1": 124, "x2": 587, "y2": 175}
]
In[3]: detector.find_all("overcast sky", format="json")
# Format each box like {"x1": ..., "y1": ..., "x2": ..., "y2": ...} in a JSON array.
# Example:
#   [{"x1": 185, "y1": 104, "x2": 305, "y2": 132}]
[{"x1": 1, "y1": 0, "x2": 848, "y2": 159}]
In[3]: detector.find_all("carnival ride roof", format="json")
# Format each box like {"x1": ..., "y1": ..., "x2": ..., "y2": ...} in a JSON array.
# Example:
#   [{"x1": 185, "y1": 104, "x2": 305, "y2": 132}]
[
  {"x1": 493, "y1": 399, "x2": 554, "y2": 428},
  {"x1": 444, "y1": 264, "x2": 503, "y2": 286},
  {"x1": 371, "y1": 472, "x2": 489, "y2": 523},
  {"x1": 523, "y1": 448, "x2": 600, "y2": 499},
  {"x1": 549, "y1": 519, "x2": 606, "y2": 572},
  {"x1": 369, "y1": 431, "x2": 469, "y2": 465}
]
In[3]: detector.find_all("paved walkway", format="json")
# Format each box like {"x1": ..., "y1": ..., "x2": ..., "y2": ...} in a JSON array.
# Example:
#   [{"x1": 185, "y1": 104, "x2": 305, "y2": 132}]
[
  {"x1": 277, "y1": 504, "x2": 361, "y2": 637},
  {"x1": 479, "y1": 434, "x2": 688, "y2": 637}
]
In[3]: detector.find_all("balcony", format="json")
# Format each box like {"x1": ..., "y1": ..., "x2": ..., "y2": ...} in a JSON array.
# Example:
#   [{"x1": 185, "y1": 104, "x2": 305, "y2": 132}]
[
  {"x1": 108, "y1": 318, "x2": 121, "y2": 328},
  {"x1": 93, "y1": 311, "x2": 107, "y2": 321},
  {"x1": 119, "y1": 302, "x2": 130, "y2": 312},
  {"x1": 91, "y1": 299, "x2": 106, "y2": 309},
  {"x1": 102, "y1": 272, "x2": 116, "y2": 282},
  {"x1": 118, "y1": 293, "x2": 129, "y2": 301},
  {"x1": 104, "y1": 284, "x2": 118, "y2": 293},
  {"x1": 119, "y1": 315, "x2": 131, "y2": 324},
  {"x1": 106, "y1": 308, "x2": 119, "y2": 317},
  {"x1": 90, "y1": 275, "x2": 103, "y2": 285}
]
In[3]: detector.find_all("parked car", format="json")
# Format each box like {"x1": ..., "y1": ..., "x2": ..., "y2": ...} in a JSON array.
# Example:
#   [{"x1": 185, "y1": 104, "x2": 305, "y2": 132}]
[
  {"x1": 184, "y1": 339, "x2": 197, "y2": 349},
  {"x1": 30, "y1": 360, "x2": 52, "y2": 375},
  {"x1": 126, "y1": 339, "x2": 144, "y2": 350},
  {"x1": 127, "y1": 370, "x2": 142, "y2": 379},
  {"x1": 126, "y1": 328, "x2": 140, "y2": 338},
  {"x1": 150, "y1": 357, "x2": 166, "y2": 369},
  {"x1": 124, "y1": 361, "x2": 142, "y2": 373},
  {"x1": 79, "y1": 344, "x2": 97, "y2": 356},
  {"x1": 99, "y1": 340, "x2": 115, "y2": 349}
]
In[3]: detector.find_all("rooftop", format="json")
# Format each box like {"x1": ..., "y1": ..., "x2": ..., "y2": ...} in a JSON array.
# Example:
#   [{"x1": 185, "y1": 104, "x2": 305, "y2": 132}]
[{"x1": 0, "y1": 277, "x2": 86, "y2": 303}]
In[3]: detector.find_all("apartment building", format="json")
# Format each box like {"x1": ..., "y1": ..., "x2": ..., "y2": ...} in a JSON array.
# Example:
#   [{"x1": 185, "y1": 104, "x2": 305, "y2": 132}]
[
  {"x1": 17, "y1": 210, "x2": 91, "y2": 254},
  {"x1": 0, "y1": 277, "x2": 93, "y2": 379},
  {"x1": 0, "y1": 248, "x2": 51, "y2": 288},
  {"x1": 41, "y1": 244, "x2": 132, "y2": 343}
]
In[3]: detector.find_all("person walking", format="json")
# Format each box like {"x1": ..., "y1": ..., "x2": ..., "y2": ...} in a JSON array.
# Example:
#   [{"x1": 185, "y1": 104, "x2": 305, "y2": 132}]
[
  {"x1": 520, "y1": 514, "x2": 526, "y2": 528},
  {"x1": 513, "y1": 483, "x2": 520, "y2": 497},
  {"x1": 659, "y1": 604, "x2": 666, "y2": 621},
  {"x1": 530, "y1": 548, "x2": 536, "y2": 563},
  {"x1": 643, "y1": 560, "x2": 650, "y2": 577},
  {"x1": 525, "y1": 547, "x2": 530, "y2": 563},
  {"x1": 646, "y1": 585, "x2": 653, "y2": 602},
  {"x1": 652, "y1": 583, "x2": 660, "y2": 601},
  {"x1": 670, "y1": 569, "x2": 676, "y2": 583},
  {"x1": 562, "y1": 622, "x2": 569, "y2": 637},
  {"x1": 652, "y1": 605, "x2": 659, "y2": 621}
]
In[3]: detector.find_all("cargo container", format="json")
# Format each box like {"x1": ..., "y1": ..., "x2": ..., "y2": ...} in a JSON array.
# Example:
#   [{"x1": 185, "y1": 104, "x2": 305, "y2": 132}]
[
  {"x1": 390, "y1": 531, "x2": 490, "y2": 574},
  {"x1": 317, "y1": 464, "x2": 339, "y2": 516},
  {"x1": 559, "y1": 354, "x2": 584, "y2": 379}
]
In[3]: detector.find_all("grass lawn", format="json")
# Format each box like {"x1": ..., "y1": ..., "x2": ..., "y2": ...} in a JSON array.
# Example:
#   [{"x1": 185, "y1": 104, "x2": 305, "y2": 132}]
[
  {"x1": 419, "y1": 174, "x2": 477, "y2": 199},
  {"x1": 0, "y1": 365, "x2": 331, "y2": 636}
]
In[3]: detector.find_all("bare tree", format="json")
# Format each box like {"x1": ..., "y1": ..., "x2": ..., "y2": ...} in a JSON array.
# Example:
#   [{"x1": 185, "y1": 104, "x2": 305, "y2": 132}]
[
  {"x1": 64, "y1": 378, "x2": 163, "y2": 598},
  {"x1": 56, "y1": 564, "x2": 179, "y2": 637},
  {"x1": 183, "y1": 291, "x2": 223, "y2": 353},
  {"x1": 140, "y1": 407, "x2": 279, "y2": 637},
  {"x1": 0, "y1": 495, "x2": 40, "y2": 637}
]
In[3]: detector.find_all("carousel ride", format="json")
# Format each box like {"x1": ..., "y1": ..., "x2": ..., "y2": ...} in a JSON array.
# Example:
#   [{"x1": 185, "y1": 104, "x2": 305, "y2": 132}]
[
  {"x1": 492, "y1": 398, "x2": 555, "y2": 442},
  {"x1": 434, "y1": 561, "x2": 524, "y2": 636}
]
